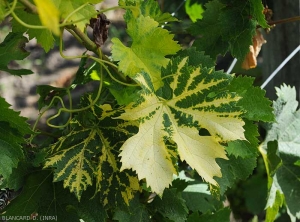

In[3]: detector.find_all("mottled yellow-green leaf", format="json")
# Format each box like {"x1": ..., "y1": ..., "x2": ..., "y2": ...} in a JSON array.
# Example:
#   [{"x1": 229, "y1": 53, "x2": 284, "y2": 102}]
[
  {"x1": 117, "y1": 54, "x2": 245, "y2": 195},
  {"x1": 44, "y1": 104, "x2": 139, "y2": 203},
  {"x1": 33, "y1": 0, "x2": 60, "y2": 35}
]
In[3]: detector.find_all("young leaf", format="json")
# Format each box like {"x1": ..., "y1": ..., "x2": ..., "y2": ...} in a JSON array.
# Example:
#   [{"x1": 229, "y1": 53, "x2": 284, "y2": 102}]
[
  {"x1": 262, "y1": 84, "x2": 300, "y2": 221},
  {"x1": 53, "y1": 0, "x2": 98, "y2": 31},
  {"x1": 44, "y1": 104, "x2": 139, "y2": 203},
  {"x1": 111, "y1": 14, "x2": 180, "y2": 89},
  {"x1": 33, "y1": 0, "x2": 60, "y2": 35},
  {"x1": 117, "y1": 54, "x2": 246, "y2": 195},
  {"x1": 139, "y1": 0, "x2": 178, "y2": 24},
  {"x1": 0, "y1": 32, "x2": 33, "y2": 76},
  {"x1": 185, "y1": 0, "x2": 204, "y2": 22}
]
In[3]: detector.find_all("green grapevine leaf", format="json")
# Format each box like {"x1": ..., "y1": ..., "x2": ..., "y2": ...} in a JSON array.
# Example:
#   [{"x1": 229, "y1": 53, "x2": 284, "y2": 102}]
[
  {"x1": 150, "y1": 188, "x2": 188, "y2": 222},
  {"x1": 185, "y1": 0, "x2": 204, "y2": 22},
  {"x1": 12, "y1": 8, "x2": 55, "y2": 52},
  {"x1": 111, "y1": 14, "x2": 180, "y2": 89},
  {"x1": 139, "y1": 0, "x2": 178, "y2": 24},
  {"x1": 36, "y1": 85, "x2": 68, "y2": 110},
  {"x1": 0, "y1": 97, "x2": 31, "y2": 180},
  {"x1": 249, "y1": 0, "x2": 269, "y2": 28},
  {"x1": 117, "y1": 53, "x2": 246, "y2": 195},
  {"x1": 113, "y1": 194, "x2": 150, "y2": 222},
  {"x1": 44, "y1": 104, "x2": 139, "y2": 203},
  {"x1": 182, "y1": 183, "x2": 223, "y2": 213},
  {"x1": 215, "y1": 155, "x2": 257, "y2": 195},
  {"x1": 262, "y1": 84, "x2": 300, "y2": 221},
  {"x1": 0, "y1": 32, "x2": 33, "y2": 75},
  {"x1": 0, "y1": 1, "x2": 5, "y2": 20},
  {"x1": 226, "y1": 120, "x2": 259, "y2": 158},
  {"x1": 2, "y1": 170, "x2": 81, "y2": 222},
  {"x1": 187, "y1": 208, "x2": 230, "y2": 222},
  {"x1": 53, "y1": 0, "x2": 98, "y2": 31},
  {"x1": 189, "y1": 0, "x2": 266, "y2": 60},
  {"x1": 228, "y1": 76, "x2": 274, "y2": 122},
  {"x1": 188, "y1": 0, "x2": 228, "y2": 59}
]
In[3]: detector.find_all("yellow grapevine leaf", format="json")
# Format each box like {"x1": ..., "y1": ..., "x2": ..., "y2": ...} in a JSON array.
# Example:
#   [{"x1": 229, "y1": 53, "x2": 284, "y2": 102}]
[
  {"x1": 117, "y1": 53, "x2": 246, "y2": 195},
  {"x1": 33, "y1": 0, "x2": 60, "y2": 36}
]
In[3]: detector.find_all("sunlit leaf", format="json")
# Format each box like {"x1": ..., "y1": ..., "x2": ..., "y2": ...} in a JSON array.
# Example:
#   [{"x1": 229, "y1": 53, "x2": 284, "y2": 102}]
[
  {"x1": 33, "y1": 0, "x2": 60, "y2": 35},
  {"x1": 111, "y1": 14, "x2": 180, "y2": 89},
  {"x1": 117, "y1": 52, "x2": 246, "y2": 195}
]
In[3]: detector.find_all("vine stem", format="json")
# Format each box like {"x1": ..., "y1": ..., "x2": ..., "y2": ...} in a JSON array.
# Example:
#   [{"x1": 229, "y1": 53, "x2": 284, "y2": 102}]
[{"x1": 268, "y1": 16, "x2": 300, "y2": 26}]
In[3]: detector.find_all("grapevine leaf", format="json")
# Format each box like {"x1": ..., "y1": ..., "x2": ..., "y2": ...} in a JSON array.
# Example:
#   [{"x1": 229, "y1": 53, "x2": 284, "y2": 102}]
[
  {"x1": 113, "y1": 194, "x2": 150, "y2": 222},
  {"x1": 187, "y1": 208, "x2": 231, "y2": 222},
  {"x1": 0, "y1": 161, "x2": 31, "y2": 190},
  {"x1": 226, "y1": 119, "x2": 259, "y2": 158},
  {"x1": 189, "y1": 0, "x2": 264, "y2": 60},
  {"x1": 249, "y1": 0, "x2": 269, "y2": 28},
  {"x1": 0, "y1": 1, "x2": 5, "y2": 20},
  {"x1": 228, "y1": 76, "x2": 274, "y2": 122},
  {"x1": 117, "y1": 54, "x2": 246, "y2": 195},
  {"x1": 53, "y1": 0, "x2": 98, "y2": 32},
  {"x1": 44, "y1": 104, "x2": 139, "y2": 203},
  {"x1": 0, "y1": 97, "x2": 31, "y2": 180},
  {"x1": 2, "y1": 170, "x2": 81, "y2": 221},
  {"x1": 215, "y1": 155, "x2": 257, "y2": 195},
  {"x1": 188, "y1": 0, "x2": 228, "y2": 59},
  {"x1": 265, "y1": 187, "x2": 284, "y2": 222},
  {"x1": 262, "y1": 84, "x2": 300, "y2": 221},
  {"x1": 111, "y1": 14, "x2": 180, "y2": 89},
  {"x1": 33, "y1": 0, "x2": 60, "y2": 35},
  {"x1": 185, "y1": 0, "x2": 204, "y2": 22},
  {"x1": 0, "y1": 32, "x2": 33, "y2": 75},
  {"x1": 150, "y1": 188, "x2": 188, "y2": 222},
  {"x1": 139, "y1": 0, "x2": 178, "y2": 24},
  {"x1": 182, "y1": 183, "x2": 223, "y2": 213},
  {"x1": 36, "y1": 85, "x2": 68, "y2": 110},
  {"x1": 12, "y1": 8, "x2": 55, "y2": 52},
  {"x1": 266, "y1": 141, "x2": 282, "y2": 177}
]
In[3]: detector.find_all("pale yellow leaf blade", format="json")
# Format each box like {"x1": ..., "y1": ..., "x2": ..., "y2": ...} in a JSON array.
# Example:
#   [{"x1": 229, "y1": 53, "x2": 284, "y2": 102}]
[{"x1": 33, "y1": 0, "x2": 60, "y2": 36}]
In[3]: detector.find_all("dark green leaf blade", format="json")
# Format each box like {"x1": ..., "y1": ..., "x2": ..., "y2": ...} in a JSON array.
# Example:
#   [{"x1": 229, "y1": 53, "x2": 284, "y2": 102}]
[
  {"x1": 0, "y1": 32, "x2": 32, "y2": 76},
  {"x1": 228, "y1": 75, "x2": 274, "y2": 122}
]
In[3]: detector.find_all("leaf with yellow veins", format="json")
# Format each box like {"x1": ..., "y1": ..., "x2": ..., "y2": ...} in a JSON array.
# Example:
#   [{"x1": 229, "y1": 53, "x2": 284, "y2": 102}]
[
  {"x1": 117, "y1": 52, "x2": 246, "y2": 195},
  {"x1": 33, "y1": 0, "x2": 60, "y2": 35},
  {"x1": 111, "y1": 14, "x2": 180, "y2": 89},
  {"x1": 44, "y1": 103, "x2": 139, "y2": 203}
]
